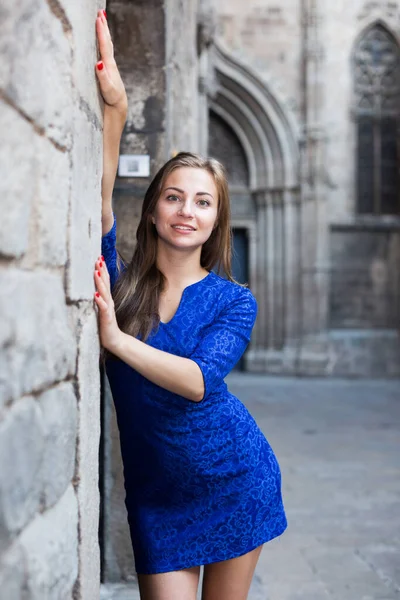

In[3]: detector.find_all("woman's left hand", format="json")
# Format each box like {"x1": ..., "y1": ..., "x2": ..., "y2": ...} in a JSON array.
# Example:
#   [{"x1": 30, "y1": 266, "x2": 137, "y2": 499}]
[
  {"x1": 95, "y1": 9, "x2": 128, "y2": 112},
  {"x1": 94, "y1": 257, "x2": 123, "y2": 352}
]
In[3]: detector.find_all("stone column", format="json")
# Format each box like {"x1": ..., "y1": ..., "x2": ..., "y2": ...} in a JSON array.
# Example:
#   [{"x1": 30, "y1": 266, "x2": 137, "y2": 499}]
[
  {"x1": 247, "y1": 188, "x2": 298, "y2": 373},
  {"x1": 283, "y1": 188, "x2": 303, "y2": 349},
  {"x1": 298, "y1": 0, "x2": 332, "y2": 374}
]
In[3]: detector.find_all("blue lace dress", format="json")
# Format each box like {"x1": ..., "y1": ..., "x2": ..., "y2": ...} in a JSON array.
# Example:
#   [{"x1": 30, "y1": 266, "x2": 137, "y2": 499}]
[{"x1": 102, "y1": 217, "x2": 287, "y2": 575}]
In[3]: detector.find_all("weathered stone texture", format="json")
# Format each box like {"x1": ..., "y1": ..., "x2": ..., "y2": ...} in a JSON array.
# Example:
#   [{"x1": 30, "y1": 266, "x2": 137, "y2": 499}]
[
  {"x1": 0, "y1": 101, "x2": 37, "y2": 258},
  {"x1": 108, "y1": 0, "x2": 166, "y2": 170},
  {"x1": 215, "y1": 0, "x2": 302, "y2": 114},
  {"x1": 0, "y1": 397, "x2": 44, "y2": 549},
  {"x1": 62, "y1": 1, "x2": 104, "y2": 121},
  {"x1": 73, "y1": 310, "x2": 101, "y2": 600},
  {"x1": 36, "y1": 138, "x2": 70, "y2": 267},
  {"x1": 67, "y1": 106, "x2": 102, "y2": 301},
  {"x1": 39, "y1": 383, "x2": 78, "y2": 509},
  {"x1": 166, "y1": 0, "x2": 200, "y2": 154},
  {"x1": 330, "y1": 225, "x2": 400, "y2": 329},
  {"x1": 0, "y1": 543, "x2": 27, "y2": 600},
  {"x1": 18, "y1": 485, "x2": 78, "y2": 600},
  {"x1": 0, "y1": 0, "x2": 102, "y2": 596},
  {"x1": 1, "y1": 0, "x2": 73, "y2": 147},
  {"x1": 0, "y1": 270, "x2": 76, "y2": 405}
]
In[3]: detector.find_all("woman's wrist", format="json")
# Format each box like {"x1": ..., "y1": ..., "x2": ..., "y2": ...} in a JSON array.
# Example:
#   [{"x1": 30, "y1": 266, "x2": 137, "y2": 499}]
[
  {"x1": 104, "y1": 97, "x2": 128, "y2": 125},
  {"x1": 106, "y1": 329, "x2": 127, "y2": 357}
]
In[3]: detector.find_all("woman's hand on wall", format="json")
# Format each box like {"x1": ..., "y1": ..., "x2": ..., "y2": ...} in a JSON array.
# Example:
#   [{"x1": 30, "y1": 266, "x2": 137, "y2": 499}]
[
  {"x1": 95, "y1": 9, "x2": 128, "y2": 114},
  {"x1": 94, "y1": 256, "x2": 123, "y2": 353}
]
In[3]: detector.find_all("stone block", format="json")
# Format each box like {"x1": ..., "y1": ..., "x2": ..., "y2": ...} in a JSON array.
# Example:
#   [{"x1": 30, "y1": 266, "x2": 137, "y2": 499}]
[
  {"x1": 0, "y1": 542, "x2": 28, "y2": 600},
  {"x1": 67, "y1": 106, "x2": 102, "y2": 301},
  {"x1": 0, "y1": 0, "x2": 73, "y2": 147},
  {"x1": 18, "y1": 485, "x2": 78, "y2": 600},
  {"x1": 0, "y1": 397, "x2": 44, "y2": 548},
  {"x1": 74, "y1": 311, "x2": 101, "y2": 599},
  {"x1": 0, "y1": 270, "x2": 76, "y2": 405},
  {"x1": 0, "y1": 101, "x2": 37, "y2": 258},
  {"x1": 39, "y1": 383, "x2": 78, "y2": 509},
  {"x1": 60, "y1": 0, "x2": 104, "y2": 122},
  {"x1": 36, "y1": 136, "x2": 70, "y2": 266}
]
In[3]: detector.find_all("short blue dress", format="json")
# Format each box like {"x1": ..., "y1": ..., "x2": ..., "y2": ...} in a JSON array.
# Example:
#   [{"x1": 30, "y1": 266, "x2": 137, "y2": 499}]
[{"x1": 102, "y1": 217, "x2": 287, "y2": 575}]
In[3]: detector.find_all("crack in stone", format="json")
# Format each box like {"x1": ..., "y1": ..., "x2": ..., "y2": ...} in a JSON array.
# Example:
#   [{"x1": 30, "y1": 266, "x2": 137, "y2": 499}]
[
  {"x1": 354, "y1": 547, "x2": 400, "y2": 593},
  {"x1": 0, "y1": 89, "x2": 69, "y2": 153},
  {"x1": 79, "y1": 96, "x2": 102, "y2": 132},
  {"x1": 45, "y1": 0, "x2": 72, "y2": 35}
]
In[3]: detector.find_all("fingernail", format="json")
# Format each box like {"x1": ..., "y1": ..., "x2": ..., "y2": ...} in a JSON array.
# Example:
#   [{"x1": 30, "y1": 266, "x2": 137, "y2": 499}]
[
  {"x1": 97, "y1": 271, "x2": 101, "y2": 277},
  {"x1": 103, "y1": 9, "x2": 107, "y2": 19},
  {"x1": 97, "y1": 61, "x2": 104, "y2": 71},
  {"x1": 95, "y1": 292, "x2": 100, "y2": 298},
  {"x1": 99, "y1": 261, "x2": 103, "y2": 267},
  {"x1": 101, "y1": 255, "x2": 105, "y2": 261}
]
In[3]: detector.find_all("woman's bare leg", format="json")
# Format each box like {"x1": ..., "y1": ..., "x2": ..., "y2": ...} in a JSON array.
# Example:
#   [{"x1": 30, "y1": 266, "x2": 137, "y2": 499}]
[
  {"x1": 201, "y1": 545, "x2": 263, "y2": 600},
  {"x1": 137, "y1": 565, "x2": 201, "y2": 600}
]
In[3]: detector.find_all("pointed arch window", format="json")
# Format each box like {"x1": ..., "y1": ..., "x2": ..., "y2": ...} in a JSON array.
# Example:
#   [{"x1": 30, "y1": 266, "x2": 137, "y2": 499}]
[{"x1": 354, "y1": 24, "x2": 400, "y2": 214}]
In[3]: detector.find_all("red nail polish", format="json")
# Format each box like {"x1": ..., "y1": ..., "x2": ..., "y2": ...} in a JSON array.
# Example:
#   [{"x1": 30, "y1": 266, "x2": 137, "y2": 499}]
[
  {"x1": 97, "y1": 271, "x2": 101, "y2": 277},
  {"x1": 99, "y1": 261, "x2": 103, "y2": 268},
  {"x1": 103, "y1": 9, "x2": 107, "y2": 19},
  {"x1": 97, "y1": 61, "x2": 104, "y2": 71},
  {"x1": 95, "y1": 292, "x2": 100, "y2": 298},
  {"x1": 101, "y1": 255, "x2": 105, "y2": 261}
]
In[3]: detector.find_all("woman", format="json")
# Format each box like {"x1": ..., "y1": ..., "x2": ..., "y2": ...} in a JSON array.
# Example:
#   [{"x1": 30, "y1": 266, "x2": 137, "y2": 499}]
[{"x1": 94, "y1": 10, "x2": 287, "y2": 600}]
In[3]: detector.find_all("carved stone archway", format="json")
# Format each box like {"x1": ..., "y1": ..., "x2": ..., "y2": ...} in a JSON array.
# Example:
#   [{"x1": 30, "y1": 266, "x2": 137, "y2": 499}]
[{"x1": 207, "y1": 44, "x2": 302, "y2": 373}]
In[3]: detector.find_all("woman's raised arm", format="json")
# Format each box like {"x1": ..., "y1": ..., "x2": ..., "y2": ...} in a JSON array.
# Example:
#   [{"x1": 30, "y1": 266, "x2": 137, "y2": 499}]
[{"x1": 95, "y1": 10, "x2": 128, "y2": 235}]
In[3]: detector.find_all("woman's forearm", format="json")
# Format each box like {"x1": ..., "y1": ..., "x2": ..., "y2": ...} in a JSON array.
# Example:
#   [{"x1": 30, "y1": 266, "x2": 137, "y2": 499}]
[
  {"x1": 102, "y1": 102, "x2": 127, "y2": 235},
  {"x1": 111, "y1": 332, "x2": 205, "y2": 402}
]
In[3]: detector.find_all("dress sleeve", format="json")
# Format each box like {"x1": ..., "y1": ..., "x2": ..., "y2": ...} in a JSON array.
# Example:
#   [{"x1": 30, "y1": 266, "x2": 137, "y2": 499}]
[
  {"x1": 101, "y1": 214, "x2": 120, "y2": 290},
  {"x1": 190, "y1": 288, "x2": 257, "y2": 400}
]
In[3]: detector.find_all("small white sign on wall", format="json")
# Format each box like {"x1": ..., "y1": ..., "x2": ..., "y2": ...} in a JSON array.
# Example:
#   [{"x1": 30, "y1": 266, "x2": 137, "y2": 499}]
[{"x1": 118, "y1": 155, "x2": 150, "y2": 177}]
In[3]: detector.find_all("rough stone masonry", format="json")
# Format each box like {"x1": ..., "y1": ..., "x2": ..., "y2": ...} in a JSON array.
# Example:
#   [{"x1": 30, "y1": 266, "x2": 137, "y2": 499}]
[{"x1": 0, "y1": 1, "x2": 104, "y2": 598}]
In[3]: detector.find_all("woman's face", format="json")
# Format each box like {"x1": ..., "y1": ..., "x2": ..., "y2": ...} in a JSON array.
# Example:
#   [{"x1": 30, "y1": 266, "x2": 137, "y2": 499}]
[{"x1": 152, "y1": 167, "x2": 219, "y2": 252}]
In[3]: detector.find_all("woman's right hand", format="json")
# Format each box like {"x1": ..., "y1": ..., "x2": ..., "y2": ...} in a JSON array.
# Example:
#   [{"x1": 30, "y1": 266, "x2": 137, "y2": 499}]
[{"x1": 95, "y1": 9, "x2": 128, "y2": 114}]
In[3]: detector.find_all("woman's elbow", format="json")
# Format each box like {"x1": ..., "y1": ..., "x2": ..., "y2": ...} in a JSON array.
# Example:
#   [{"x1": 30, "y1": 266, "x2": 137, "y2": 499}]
[
  {"x1": 185, "y1": 383, "x2": 204, "y2": 403},
  {"x1": 192, "y1": 388, "x2": 204, "y2": 403},
  {"x1": 188, "y1": 361, "x2": 205, "y2": 402}
]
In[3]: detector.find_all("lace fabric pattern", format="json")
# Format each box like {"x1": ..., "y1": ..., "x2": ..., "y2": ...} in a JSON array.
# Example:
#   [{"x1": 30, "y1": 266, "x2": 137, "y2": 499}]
[{"x1": 102, "y1": 216, "x2": 287, "y2": 574}]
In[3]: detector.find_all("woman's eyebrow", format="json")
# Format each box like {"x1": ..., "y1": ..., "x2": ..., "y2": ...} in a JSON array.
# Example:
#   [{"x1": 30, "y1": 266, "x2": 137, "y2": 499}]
[{"x1": 164, "y1": 186, "x2": 214, "y2": 199}]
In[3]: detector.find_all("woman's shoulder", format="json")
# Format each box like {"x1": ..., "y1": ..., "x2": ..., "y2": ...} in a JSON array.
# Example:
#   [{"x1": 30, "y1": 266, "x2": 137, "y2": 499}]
[{"x1": 206, "y1": 272, "x2": 257, "y2": 310}]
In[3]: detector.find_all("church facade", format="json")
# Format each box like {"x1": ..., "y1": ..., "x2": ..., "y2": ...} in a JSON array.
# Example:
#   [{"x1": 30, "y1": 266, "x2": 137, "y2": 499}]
[{"x1": 109, "y1": 0, "x2": 400, "y2": 379}]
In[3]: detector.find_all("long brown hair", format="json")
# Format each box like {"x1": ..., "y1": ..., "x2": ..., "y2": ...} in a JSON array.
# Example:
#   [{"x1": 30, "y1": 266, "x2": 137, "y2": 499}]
[{"x1": 113, "y1": 152, "x2": 234, "y2": 342}]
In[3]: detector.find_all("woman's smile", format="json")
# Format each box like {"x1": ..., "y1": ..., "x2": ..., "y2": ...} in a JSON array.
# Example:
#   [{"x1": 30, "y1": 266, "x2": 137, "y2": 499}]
[
  {"x1": 152, "y1": 167, "x2": 218, "y2": 250},
  {"x1": 171, "y1": 223, "x2": 197, "y2": 233}
]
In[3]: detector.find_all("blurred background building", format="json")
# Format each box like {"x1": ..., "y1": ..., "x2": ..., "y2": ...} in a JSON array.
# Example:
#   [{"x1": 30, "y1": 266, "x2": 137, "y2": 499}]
[
  {"x1": 110, "y1": 0, "x2": 400, "y2": 380},
  {"x1": 1, "y1": 0, "x2": 400, "y2": 596},
  {"x1": 101, "y1": 0, "x2": 400, "y2": 586}
]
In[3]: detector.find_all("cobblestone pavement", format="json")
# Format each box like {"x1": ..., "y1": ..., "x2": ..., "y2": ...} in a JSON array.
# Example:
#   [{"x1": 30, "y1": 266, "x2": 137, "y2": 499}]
[{"x1": 101, "y1": 375, "x2": 400, "y2": 600}]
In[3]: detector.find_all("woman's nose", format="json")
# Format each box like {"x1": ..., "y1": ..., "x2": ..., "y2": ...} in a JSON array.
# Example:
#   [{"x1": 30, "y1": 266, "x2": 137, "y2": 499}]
[{"x1": 178, "y1": 201, "x2": 194, "y2": 217}]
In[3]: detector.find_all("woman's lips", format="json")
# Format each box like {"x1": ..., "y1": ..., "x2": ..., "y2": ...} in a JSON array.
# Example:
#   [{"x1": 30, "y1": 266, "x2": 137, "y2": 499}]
[{"x1": 171, "y1": 225, "x2": 196, "y2": 233}]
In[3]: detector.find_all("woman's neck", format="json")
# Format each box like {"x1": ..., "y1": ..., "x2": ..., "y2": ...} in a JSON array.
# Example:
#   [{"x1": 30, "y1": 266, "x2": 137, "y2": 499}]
[{"x1": 156, "y1": 243, "x2": 208, "y2": 290}]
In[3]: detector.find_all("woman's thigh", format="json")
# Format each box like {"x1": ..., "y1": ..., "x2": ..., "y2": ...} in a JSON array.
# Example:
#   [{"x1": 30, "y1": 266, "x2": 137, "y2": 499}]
[
  {"x1": 201, "y1": 545, "x2": 263, "y2": 600},
  {"x1": 137, "y1": 565, "x2": 201, "y2": 600}
]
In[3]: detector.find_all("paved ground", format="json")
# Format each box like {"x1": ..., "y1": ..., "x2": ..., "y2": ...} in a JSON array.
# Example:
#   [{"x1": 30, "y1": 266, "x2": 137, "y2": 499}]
[{"x1": 101, "y1": 375, "x2": 400, "y2": 600}]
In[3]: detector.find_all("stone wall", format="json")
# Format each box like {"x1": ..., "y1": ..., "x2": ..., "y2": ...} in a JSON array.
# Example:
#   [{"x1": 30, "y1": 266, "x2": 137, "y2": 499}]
[
  {"x1": 215, "y1": 0, "x2": 302, "y2": 119},
  {"x1": 100, "y1": 0, "x2": 203, "y2": 583},
  {"x1": 0, "y1": 0, "x2": 103, "y2": 597}
]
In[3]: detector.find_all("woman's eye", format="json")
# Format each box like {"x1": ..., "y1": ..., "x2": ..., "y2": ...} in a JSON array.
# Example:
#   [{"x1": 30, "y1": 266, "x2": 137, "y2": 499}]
[
  {"x1": 198, "y1": 199, "x2": 210, "y2": 207},
  {"x1": 167, "y1": 195, "x2": 180, "y2": 201}
]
